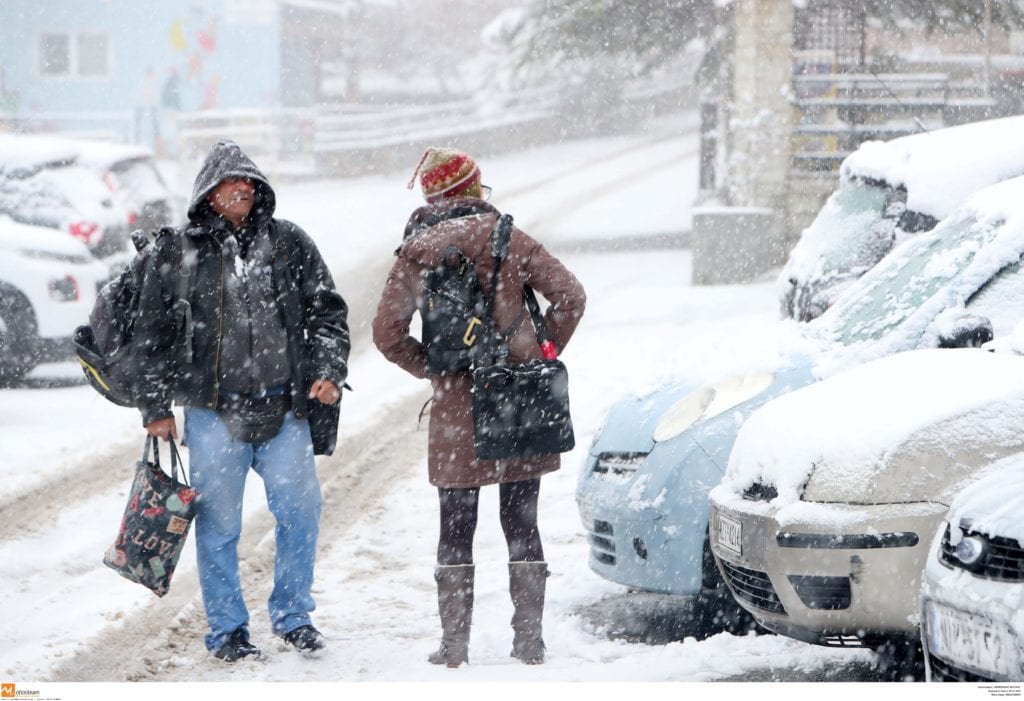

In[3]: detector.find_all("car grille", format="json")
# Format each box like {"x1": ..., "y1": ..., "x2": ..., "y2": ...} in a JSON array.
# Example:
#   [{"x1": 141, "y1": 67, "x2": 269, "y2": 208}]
[
  {"x1": 939, "y1": 524, "x2": 1024, "y2": 581},
  {"x1": 742, "y1": 481, "x2": 778, "y2": 502},
  {"x1": 821, "y1": 635, "x2": 866, "y2": 648},
  {"x1": 928, "y1": 652, "x2": 995, "y2": 682},
  {"x1": 587, "y1": 519, "x2": 616, "y2": 566},
  {"x1": 719, "y1": 560, "x2": 787, "y2": 614},
  {"x1": 592, "y1": 452, "x2": 646, "y2": 477},
  {"x1": 787, "y1": 574, "x2": 852, "y2": 610}
]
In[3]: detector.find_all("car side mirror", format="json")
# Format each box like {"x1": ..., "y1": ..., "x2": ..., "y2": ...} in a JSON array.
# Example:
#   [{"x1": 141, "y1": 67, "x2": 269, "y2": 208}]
[{"x1": 937, "y1": 314, "x2": 994, "y2": 349}]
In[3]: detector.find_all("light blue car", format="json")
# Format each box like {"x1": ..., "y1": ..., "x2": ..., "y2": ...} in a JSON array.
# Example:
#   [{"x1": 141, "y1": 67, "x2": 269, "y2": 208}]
[{"x1": 578, "y1": 174, "x2": 1024, "y2": 619}]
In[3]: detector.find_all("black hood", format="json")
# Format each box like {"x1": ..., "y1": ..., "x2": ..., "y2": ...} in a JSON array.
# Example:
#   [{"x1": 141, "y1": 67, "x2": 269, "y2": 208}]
[{"x1": 187, "y1": 139, "x2": 276, "y2": 223}]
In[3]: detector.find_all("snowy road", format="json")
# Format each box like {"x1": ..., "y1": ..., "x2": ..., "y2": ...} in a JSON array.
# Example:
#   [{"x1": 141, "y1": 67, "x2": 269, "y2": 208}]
[{"x1": 0, "y1": 115, "x2": 895, "y2": 685}]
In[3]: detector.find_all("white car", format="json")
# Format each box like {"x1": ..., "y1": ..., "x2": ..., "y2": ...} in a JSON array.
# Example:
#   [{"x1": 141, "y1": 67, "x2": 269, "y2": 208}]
[
  {"x1": 920, "y1": 457, "x2": 1024, "y2": 682},
  {"x1": 72, "y1": 139, "x2": 185, "y2": 232},
  {"x1": 708, "y1": 348, "x2": 1024, "y2": 677},
  {"x1": 0, "y1": 215, "x2": 109, "y2": 383}
]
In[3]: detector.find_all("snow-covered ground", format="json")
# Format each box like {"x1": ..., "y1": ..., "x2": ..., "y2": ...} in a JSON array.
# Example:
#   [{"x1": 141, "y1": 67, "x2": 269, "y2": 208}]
[{"x1": 0, "y1": 113, "x2": 962, "y2": 699}]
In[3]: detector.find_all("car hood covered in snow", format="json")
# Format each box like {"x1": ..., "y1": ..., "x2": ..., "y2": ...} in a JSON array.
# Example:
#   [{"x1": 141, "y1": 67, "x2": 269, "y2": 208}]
[
  {"x1": 945, "y1": 455, "x2": 1024, "y2": 547},
  {"x1": 587, "y1": 380, "x2": 700, "y2": 456},
  {"x1": 715, "y1": 349, "x2": 1024, "y2": 508}
]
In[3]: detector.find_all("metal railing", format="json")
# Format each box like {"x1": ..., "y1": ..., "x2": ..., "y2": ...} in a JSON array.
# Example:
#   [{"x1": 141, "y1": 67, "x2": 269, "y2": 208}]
[{"x1": 790, "y1": 72, "x2": 952, "y2": 172}]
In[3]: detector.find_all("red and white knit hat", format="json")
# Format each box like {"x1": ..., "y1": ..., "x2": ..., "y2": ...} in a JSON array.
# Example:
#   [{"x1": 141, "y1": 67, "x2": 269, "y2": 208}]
[{"x1": 407, "y1": 147, "x2": 481, "y2": 202}]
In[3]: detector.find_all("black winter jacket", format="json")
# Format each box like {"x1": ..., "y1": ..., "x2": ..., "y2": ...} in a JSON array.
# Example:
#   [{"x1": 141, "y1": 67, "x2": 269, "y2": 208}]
[{"x1": 131, "y1": 141, "x2": 350, "y2": 454}]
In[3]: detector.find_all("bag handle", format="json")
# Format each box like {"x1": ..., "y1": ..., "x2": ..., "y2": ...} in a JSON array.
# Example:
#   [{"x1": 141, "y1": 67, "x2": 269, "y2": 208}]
[
  {"x1": 485, "y1": 214, "x2": 558, "y2": 362},
  {"x1": 523, "y1": 286, "x2": 558, "y2": 360},
  {"x1": 143, "y1": 436, "x2": 188, "y2": 486}
]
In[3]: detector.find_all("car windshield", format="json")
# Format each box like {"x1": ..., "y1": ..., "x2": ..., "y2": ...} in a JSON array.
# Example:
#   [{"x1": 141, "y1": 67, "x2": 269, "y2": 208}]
[
  {"x1": 108, "y1": 159, "x2": 168, "y2": 202},
  {"x1": 0, "y1": 168, "x2": 75, "y2": 228},
  {"x1": 785, "y1": 179, "x2": 902, "y2": 282},
  {"x1": 814, "y1": 211, "x2": 991, "y2": 345}
]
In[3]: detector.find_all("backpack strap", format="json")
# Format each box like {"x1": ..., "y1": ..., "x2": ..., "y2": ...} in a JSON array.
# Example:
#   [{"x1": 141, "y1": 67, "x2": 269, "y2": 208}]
[{"x1": 483, "y1": 213, "x2": 514, "y2": 322}]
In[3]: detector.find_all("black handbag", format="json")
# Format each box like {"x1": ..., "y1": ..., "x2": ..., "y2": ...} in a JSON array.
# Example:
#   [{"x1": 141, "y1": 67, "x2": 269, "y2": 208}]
[
  {"x1": 470, "y1": 214, "x2": 575, "y2": 460},
  {"x1": 472, "y1": 353, "x2": 575, "y2": 460},
  {"x1": 103, "y1": 437, "x2": 197, "y2": 597}
]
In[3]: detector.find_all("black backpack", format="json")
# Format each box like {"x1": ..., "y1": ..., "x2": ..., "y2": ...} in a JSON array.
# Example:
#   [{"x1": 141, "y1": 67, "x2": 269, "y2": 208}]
[
  {"x1": 74, "y1": 228, "x2": 196, "y2": 407},
  {"x1": 420, "y1": 214, "x2": 513, "y2": 374}
]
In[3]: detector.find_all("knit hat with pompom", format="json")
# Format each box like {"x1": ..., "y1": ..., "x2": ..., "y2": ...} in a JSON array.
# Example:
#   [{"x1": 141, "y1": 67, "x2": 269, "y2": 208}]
[{"x1": 407, "y1": 147, "x2": 481, "y2": 202}]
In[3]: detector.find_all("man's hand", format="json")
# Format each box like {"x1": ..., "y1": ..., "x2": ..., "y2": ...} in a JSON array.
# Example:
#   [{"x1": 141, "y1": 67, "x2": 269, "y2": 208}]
[
  {"x1": 146, "y1": 416, "x2": 179, "y2": 442},
  {"x1": 308, "y1": 378, "x2": 341, "y2": 405}
]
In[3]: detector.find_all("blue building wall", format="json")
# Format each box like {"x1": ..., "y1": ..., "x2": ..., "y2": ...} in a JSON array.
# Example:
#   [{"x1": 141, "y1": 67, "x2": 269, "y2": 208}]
[{"x1": 0, "y1": 0, "x2": 284, "y2": 116}]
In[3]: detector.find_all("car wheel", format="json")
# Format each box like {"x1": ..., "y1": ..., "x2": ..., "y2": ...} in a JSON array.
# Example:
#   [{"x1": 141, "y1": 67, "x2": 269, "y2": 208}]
[
  {"x1": 697, "y1": 531, "x2": 762, "y2": 637},
  {"x1": 0, "y1": 287, "x2": 40, "y2": 385},
  {"x1": 871, "y1": 636, "x2": 925, "y2": 682}
]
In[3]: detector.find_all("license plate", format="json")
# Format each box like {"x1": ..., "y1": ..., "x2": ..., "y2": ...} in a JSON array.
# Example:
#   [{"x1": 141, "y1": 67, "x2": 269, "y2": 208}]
[
  {"x1": 927, "y1": 601, "x2": 1018, "y2": 678},
  {"x1": 716, "y1": 512, "x2": 743, "y2": 556}
]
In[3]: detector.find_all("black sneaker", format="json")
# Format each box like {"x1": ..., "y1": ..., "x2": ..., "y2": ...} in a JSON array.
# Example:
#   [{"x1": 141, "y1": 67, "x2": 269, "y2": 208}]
[
  {"x1": 213, "y1": 628, "x2": 262, "y2": 662},
  {"x1": 283, "y1": 624, "x2": 326, "y2": 652}
]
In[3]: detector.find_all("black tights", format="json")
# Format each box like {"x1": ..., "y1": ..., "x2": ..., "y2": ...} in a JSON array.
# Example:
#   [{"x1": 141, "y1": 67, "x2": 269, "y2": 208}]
[{"x1": 436, "y1": 479, "x2": 544, "y2": 566}]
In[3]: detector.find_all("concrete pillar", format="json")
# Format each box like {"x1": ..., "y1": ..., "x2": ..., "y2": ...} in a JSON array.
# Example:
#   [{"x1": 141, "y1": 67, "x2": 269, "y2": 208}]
[
  {"x1": 691, "y1": 207, "x2": 777, "y2": 285},
  {"x1": 724, "y1": 0, "x2": 796, "y2": 263}
]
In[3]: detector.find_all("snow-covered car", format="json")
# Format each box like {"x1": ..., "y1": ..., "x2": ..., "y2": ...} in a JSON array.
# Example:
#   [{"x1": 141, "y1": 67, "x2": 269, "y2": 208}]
[
  {"x1": 708, "y1": 349, "x2": 1024, "y2": 673},
  {"x1": 72, "y1": 140, "x2": 185, "y2": 232},
  {"x1": 0, "y1": 134, "x2": 133, "y2": 262},
  {"x1": 780, "y1": 115, "x2": 1024, "y2": 322},
  {"x1": 577, "y1": 173, "x2": 1024, "y2": 618},
  {"x1": 0, "y1": 214, "x2": 109, "y2": 383},
  {"x1": 920, "y1": 457, "x2": 1024, "y2": 682}
]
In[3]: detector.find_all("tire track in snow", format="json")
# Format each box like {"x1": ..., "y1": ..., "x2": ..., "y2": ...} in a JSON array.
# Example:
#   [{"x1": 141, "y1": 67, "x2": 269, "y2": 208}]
[{"x1": 48, "y1": 389, "x2": 429, "y2": 681}]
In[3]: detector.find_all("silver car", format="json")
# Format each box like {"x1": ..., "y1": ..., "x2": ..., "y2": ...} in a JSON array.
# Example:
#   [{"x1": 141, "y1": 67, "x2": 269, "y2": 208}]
[{"x1": 709, "y1": 348, "x2": 1024, "y2": 674}]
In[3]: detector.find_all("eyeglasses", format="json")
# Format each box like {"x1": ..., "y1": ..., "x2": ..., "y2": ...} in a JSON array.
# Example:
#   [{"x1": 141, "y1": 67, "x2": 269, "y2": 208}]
[{"x1": 481, "y1": 184, "x2": 493, "y2": 201}]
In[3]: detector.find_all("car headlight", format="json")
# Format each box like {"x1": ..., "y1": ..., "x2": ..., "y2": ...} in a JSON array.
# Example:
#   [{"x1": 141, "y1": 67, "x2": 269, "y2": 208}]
[{"x1": 652, "y1": 373, "x2": 775, "y2": 443}]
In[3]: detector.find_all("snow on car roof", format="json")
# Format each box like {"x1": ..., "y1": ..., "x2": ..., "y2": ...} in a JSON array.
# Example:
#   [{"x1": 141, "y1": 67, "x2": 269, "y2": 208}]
[
  {"x1": 69, "y1": 139, "x2": 154, "y2": 169},
  {"x1": 718, "y1": 348, "x2": 1024, "y2": 508},
  {"x1": 946, "y1": 455, "x2": 1024, "y2": 546},
  {"x1": 0, "y1": 134, "x2": 78, "y2": 174},
  {"x1": 841, "y1": 115, "x2": 1024, "y2": 219}
]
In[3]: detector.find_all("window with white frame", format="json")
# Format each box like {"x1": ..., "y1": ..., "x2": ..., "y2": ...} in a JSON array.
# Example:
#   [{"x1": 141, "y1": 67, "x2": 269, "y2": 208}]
[{"x1": 39, "y1": 32, "x2": 110, "y2": 78}]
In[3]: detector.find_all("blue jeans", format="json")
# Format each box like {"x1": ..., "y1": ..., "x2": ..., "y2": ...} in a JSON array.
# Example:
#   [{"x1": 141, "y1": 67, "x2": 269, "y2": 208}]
[{"x1": 184, "y1": 408, "x2": 322, "y2": 652}]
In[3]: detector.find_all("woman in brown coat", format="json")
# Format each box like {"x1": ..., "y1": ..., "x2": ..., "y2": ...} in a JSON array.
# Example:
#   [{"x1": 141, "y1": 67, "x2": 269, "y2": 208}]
[{"x1": 372, "y1": 147, "x2": 586, "y2": 668}]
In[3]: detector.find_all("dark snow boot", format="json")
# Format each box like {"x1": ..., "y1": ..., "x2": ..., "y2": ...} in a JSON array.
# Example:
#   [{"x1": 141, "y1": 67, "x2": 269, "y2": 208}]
[
  {"x1": 427, "y1": 563, "x2": 474, "y2": 668},
  {"x1": 213, "y1": 628, "x2": 262, "y2": 662},
  {"x1": 508, "y1": 561, "x2": 549, "y2": 664},
  {"x1": 284, "y1": 624, "x2": 326, "y2": 652}
]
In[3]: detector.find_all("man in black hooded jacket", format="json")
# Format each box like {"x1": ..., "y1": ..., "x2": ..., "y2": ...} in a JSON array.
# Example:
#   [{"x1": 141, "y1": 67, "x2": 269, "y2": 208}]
[{"x1": 133, "y1": 140, "x2": 350, "y2": 661}]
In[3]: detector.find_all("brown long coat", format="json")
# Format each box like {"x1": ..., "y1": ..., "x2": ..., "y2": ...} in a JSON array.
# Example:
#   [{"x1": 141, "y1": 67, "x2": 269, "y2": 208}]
[{"x1": 372, "y1": 198, "x2": 587, "y2": 488}]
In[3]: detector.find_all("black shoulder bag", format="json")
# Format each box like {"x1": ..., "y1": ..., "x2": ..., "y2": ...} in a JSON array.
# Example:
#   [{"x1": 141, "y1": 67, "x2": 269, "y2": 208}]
[{"x1": 470, "y1": 214, "x2": 575, "y2": 460}]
